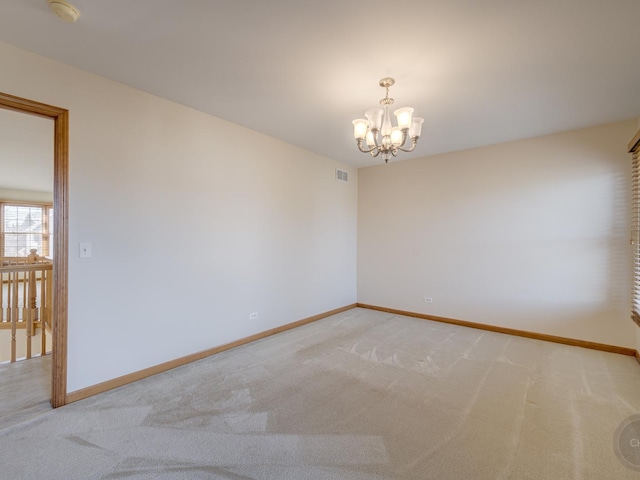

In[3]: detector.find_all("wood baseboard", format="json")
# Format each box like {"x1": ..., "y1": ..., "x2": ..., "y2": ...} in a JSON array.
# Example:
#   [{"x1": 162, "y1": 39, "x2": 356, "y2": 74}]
[
  {"x1": 357, "y1": 303, "x2": 637, "y2": 357},
  {"x1": 65, "y1": 303, "x2": 357, "y2": 404}
]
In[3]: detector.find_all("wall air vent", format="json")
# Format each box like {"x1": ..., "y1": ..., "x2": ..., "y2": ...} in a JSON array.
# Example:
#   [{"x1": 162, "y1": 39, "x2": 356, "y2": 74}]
[{"x1": 336, "y1": 169, "x2": 349, "y2": 182}]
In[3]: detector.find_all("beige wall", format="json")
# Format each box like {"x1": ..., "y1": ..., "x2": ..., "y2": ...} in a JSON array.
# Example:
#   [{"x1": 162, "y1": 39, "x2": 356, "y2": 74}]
[
  {"x1": 358, "y1": 120, "x2": 638, "y2": 348},
  {"x1": 0, "y1": 41, "x2": 358, "y2": 392},
  {"x1": 0, "y1": 188, "x2": 53, "y2": 203}
]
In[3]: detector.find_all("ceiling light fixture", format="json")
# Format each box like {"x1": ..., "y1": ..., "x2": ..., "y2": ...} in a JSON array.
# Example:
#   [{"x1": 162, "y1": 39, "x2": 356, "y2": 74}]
[
  {"x1": 48, "y1": 0, "x2": 80, "y2": 23},
  {"x1": 352, "y1": 78, "x2": 424, "y2": 163}
]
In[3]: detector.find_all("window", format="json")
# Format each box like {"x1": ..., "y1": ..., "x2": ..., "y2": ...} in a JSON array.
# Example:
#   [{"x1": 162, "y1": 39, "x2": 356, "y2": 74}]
[
  {"x1": 0, "y1": 202, "x2": 54, "y2": 258},
  {"x1": 630, "y1": 130, "x2": 640, "y2": 326}
]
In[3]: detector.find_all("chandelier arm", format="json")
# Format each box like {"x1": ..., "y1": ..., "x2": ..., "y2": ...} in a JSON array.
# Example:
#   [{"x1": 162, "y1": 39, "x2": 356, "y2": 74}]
[
  {"x1": 356, "y1": 140, "x2": 377, "y2": 154},
  {"x1": 370, "y1": 128, "x2": 381, "y2": 148},
  {"x1": 397, "y1": 130, "x2": 409, "y2": 149},
  {"x1": 396, "y1": 139, "x2": 418, "y2": 153}
]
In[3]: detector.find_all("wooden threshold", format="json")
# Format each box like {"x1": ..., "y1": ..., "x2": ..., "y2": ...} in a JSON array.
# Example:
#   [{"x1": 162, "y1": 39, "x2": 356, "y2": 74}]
[
  {"x1": 357, "y1": 303, "x2": 637, "y2": 357},
  {"x1": 65, "y1": 303, "x2": 357, "y2": 404}
]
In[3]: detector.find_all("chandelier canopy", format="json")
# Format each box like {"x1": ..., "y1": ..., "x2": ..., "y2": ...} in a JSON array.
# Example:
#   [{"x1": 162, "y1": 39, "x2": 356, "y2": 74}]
[{"x1": 352, "y1": 77, "x2": 424, "y2": 163}]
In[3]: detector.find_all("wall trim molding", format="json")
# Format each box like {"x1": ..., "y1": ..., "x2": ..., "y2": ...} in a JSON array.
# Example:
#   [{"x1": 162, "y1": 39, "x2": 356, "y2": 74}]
[
  {"x1": 357, "y1": 303, "x2": 637, "y2": 357},
  {"x1": 65, "y1": 303, "x2": 357, "y2": 404}
]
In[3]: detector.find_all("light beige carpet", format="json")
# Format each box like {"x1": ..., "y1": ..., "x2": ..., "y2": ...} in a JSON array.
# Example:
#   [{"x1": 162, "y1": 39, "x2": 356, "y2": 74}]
[
  {"x1": 0, "y1": 353, "x2": 51, "y2": 431},
  {"x1": 1, "y1": 307, "x2": 640, "y2": 479}
]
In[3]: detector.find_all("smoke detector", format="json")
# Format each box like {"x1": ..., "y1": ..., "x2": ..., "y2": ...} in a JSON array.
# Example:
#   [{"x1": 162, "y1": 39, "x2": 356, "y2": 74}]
[{"x1": 48, "y1": 0, "x2": 80, "y2": 23}]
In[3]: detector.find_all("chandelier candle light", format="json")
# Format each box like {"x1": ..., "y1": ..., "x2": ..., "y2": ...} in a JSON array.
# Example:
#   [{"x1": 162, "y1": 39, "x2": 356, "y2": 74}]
[{"x1": 352, "y1": 77, "x2": 424, "y2": 163}]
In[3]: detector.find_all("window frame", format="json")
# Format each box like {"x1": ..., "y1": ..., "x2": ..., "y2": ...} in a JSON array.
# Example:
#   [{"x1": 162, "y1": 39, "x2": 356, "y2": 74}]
[{"x1": 0, "y1": 200, "x2": 54, "y2": 258}]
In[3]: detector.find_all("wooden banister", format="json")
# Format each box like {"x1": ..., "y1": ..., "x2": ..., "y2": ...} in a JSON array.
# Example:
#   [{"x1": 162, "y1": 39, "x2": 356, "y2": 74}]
[{"x1": 0, "y1": 251, "x2": 53, "y2": 363}]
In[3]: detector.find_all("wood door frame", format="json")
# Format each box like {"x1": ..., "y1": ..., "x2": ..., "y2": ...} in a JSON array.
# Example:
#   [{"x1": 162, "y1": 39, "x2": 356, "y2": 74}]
[{"x1": 0, "y1": 91, "x2": 68, "y2": 408}]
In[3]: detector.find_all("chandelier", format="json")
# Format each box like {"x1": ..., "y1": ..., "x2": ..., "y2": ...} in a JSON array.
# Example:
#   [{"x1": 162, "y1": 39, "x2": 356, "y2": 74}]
[{"x1": 352, "y1": 77, "x2": 424, "y2": 163}]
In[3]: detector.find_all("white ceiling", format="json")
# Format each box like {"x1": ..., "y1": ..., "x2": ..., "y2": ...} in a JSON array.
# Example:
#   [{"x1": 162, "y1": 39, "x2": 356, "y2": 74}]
[{"x1": 0, "y1": 0, "x2": 640, "y2": 168}]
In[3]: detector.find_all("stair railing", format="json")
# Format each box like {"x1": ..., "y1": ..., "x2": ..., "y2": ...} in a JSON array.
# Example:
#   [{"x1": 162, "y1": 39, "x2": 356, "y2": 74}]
[{"x1": 0, "y1": 250, "x2": 53, "y2": 363}]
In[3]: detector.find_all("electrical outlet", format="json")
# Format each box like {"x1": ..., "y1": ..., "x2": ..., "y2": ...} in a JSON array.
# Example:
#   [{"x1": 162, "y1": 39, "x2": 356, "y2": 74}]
[
  {"x1": 424, "y1": 297, "x2": 433, "y2": 303},
  {"x1": 249, "y1": 312, "x2": 258, "y2": 320}
]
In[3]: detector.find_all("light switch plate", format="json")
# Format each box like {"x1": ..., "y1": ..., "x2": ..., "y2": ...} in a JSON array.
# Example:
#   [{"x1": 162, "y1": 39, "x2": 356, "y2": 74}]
[{"x1": 79, "y1": 242, "x2": 92, "y2": 258}]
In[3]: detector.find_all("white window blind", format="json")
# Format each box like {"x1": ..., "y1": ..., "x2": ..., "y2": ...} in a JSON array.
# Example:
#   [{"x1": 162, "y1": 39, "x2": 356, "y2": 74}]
[{"x1": 630, "y1": 131, "x2": 640, "y2": 326}]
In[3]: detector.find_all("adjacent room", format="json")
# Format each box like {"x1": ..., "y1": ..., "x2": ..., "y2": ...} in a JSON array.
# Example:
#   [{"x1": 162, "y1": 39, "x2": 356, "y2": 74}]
[{"x1": 1, "y1": 0, "x2": 640, "y2": 478}]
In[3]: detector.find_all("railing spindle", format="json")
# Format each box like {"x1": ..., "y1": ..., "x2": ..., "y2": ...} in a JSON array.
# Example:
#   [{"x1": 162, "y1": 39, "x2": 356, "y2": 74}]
[
  {"x1": 26, "y1": 273, "x2": 32, "y2": 361},
  {"x1": 21, "y1": 271, "x2": 26, "y2": 325},
  {"x1": 45, "y1": 266, "x2": 52, "y2": 330},
  {"x1": 11, "y1": 271, "x2": 19, "y2": 363},
  {"x1": 40, "y1": 268, "x2": 47, "y2": 355},
  {"x1": 26, "y1": 252, "x2": 38, "y2": 360},
  {"x1": 1, "y1": 270, "x2": 5, "y2": 324},
  {"x1": 27, "y1": 249, "x2": 39, "y2": 325}
]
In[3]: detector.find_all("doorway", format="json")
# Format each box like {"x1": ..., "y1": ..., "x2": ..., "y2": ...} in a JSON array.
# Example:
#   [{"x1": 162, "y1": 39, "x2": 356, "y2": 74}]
[{"x1": 0, "y1": 92, "x2": 68, "y2": 408}]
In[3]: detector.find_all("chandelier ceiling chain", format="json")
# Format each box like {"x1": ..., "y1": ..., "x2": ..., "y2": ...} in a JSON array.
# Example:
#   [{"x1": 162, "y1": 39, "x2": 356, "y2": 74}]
[{"x1": 352, "y1": 77, "x2": 424, "y2": 163}]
